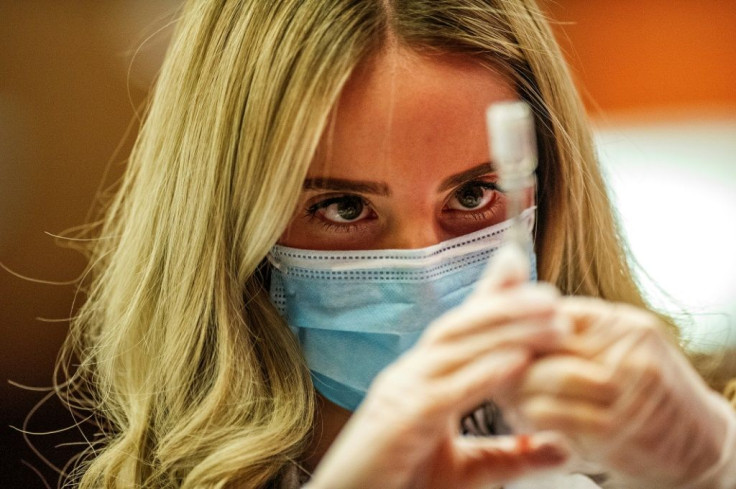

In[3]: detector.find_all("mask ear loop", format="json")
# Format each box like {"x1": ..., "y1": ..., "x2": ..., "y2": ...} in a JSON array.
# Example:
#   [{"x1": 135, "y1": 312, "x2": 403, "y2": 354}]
[{"x1": 266, "y1": 251, "x2": 285, "y2": 273}]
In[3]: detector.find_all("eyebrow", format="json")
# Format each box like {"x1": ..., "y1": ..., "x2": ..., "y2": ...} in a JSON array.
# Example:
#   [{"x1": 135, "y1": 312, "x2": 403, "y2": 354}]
[
  {"x1": 438, "y1": 162, "x2": 496, "y2": 192},
  {"x1": 302, "y1": 162, "x2": 496, "y2": 196},
  {"x1": 302, "y1": 177, "x2": 391, "y2": 196}
]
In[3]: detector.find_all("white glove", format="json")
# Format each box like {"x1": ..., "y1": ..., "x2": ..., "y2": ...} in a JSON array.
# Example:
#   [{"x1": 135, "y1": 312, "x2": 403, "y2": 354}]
[
  {"x1": 308, "y1": 245, "x2": 573, "y2": 489},
  {"x1": 508, "y1": 297, "x2": 736, "y2": 489},
  {"x1": 506, "y1": 472, "x2": 602, "y2": 489}
]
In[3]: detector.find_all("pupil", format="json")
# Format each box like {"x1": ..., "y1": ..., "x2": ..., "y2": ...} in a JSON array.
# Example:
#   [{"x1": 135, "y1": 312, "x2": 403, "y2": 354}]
[
  {"x1": 458, "y1": 185, "x2": 483, "y2": 208},
  {"x1": 336, "y1": 197, "x2": 363, "y2": 220}
]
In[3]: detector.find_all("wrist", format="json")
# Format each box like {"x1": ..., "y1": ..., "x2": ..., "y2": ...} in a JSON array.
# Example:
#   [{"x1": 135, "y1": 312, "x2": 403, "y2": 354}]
[{"x1": 680, "y1": 392, "x2": 736, "y2": 489}]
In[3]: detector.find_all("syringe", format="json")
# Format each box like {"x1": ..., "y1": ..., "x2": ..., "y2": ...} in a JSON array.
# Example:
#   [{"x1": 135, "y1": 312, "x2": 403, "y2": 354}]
[
  {"x1": 485, "y1": 103, "x2": 585, "y2": 487},
  {"x1": 486, "y1": 100, "x2": 537, "y2": 255}
]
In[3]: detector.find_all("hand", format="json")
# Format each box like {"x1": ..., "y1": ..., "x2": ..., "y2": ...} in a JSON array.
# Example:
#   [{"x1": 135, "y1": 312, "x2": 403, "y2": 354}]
[
  {"x1": 510, "y1": 297, "x2": 736, "y2": 488},
  {"x1": 308, "y1": 246, "x2": 572, "y2": 489}
]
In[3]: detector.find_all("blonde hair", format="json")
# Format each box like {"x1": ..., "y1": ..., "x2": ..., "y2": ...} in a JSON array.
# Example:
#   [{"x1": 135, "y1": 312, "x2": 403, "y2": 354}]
[{"x1": 57, "y1": 0, "x2": 697, "y2": 487}]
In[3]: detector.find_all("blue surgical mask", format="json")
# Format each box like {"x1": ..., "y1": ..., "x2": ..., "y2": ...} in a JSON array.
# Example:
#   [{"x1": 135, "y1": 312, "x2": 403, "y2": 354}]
[{"x1": 268, "y1": 208, "x2": 536, "y2": 411}]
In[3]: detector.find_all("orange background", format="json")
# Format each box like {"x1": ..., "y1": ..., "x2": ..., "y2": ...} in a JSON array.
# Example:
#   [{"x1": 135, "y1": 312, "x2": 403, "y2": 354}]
[
  {"x1": 1, "y1": 1, "x2": 734, "y2": 486},
  {"x1": 546, "y1": 0, "x2": 736, "y2": 115}
]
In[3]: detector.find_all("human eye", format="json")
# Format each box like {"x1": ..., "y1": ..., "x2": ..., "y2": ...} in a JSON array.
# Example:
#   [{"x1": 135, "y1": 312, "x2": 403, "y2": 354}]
[
  {"x1": 447, "y1": 180, "x2": 499, "y2": 211},
  {"x1": 442, "y1": 179, "x2": 506, "y2": 230},
  {"x1": 305, "y1": 194, "x2": 376, "y2": 229}
]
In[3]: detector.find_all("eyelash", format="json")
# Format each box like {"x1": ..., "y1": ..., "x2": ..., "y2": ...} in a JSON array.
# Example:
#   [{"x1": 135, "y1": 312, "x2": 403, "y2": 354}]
[
  {"x1": 304, "y1": 196, "x2": 374, "y2": 232},
  {"x1": 445, "y1": 181, "x2": 502, "y2": 219},
  {"x1": 303, "y1": 179, "x2": 503, "y2": 230}
]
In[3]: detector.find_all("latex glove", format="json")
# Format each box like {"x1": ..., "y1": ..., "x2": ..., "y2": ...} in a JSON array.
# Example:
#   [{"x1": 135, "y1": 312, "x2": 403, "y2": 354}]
[
  {"x1": 307, "y1": 246, "x2": 572, "y2": 489},
  {"x1": 509, "y1": 297, "x2": 736, "y2": 489},
  {"x1": 506, "y1": 472, "x2": 602, "y2": 489}
]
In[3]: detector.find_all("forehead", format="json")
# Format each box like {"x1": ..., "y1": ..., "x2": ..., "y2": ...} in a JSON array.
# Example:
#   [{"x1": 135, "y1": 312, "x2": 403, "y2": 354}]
[{"x1": 311, "y1": 48, "x2": 517, "y2": 182}]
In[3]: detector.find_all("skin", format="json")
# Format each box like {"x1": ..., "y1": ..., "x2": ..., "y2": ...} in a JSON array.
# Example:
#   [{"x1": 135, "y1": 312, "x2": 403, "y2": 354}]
[
  {"x1": 280, "y1": 46, "x2": 557, "y2": 481},
  {"x1": 279, "y1": 47, "x2": 518, "y2": 252},
  {"x1": 278, "y1": 47, "x2": 730, "y2": 488}
]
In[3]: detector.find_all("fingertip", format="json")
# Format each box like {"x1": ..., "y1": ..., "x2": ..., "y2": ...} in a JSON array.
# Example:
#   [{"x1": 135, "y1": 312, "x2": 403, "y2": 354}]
[
  {"x1": 515, "y1": 283, "x2": 561, "y2": 309},
  {"x1": 557, "y1": 296, "x2": 618, "y2": 335},
  {"x1": 459, "y1": 433, "x2": 571, "y2": 485},
  {"x1": 531, "y1": 281, "x2": 562, "y2": 298},
  {"x1": 500, "y1": 347, "x2": 533, "y2": 375},
  {"x1": 525, "y1": 435, "x2": 571, "y2": 468}
]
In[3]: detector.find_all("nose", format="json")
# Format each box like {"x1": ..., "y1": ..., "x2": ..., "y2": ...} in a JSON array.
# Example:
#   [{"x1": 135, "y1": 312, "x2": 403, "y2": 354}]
[{"x1": 382, "y1": 219, "x2": 445, "y2": 250}]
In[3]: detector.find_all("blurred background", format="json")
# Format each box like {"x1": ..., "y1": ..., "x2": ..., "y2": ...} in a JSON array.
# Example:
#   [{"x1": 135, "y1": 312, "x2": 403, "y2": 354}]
[{"x1": 1, "y1": 1, "x2": 735, "y2": 487}]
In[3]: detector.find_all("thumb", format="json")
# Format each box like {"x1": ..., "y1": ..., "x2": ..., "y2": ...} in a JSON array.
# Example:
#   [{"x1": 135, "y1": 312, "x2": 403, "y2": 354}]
[
  {"x1": 454, "y1": 432, "x2": 570, "y2": 485},
  {"x1": 472, "y1": 243, "x2": 531, "y2": 298}
]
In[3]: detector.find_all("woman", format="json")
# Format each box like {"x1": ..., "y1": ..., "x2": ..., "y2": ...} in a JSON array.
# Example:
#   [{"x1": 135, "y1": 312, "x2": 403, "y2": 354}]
[{"x1": 58, "y1": 0, "x2": 736, "y2": 488}]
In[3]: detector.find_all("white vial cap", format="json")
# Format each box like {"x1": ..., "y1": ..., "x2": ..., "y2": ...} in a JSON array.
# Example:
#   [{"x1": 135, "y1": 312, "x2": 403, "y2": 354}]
[{"x1": 486, "y1": 101, "x2": 537, "y2": 178}]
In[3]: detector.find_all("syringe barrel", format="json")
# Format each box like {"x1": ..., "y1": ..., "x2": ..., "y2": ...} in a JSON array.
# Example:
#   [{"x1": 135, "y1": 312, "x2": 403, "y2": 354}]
[{"x1": 486, "y1": 100, "x2": 538, "y2": 252}]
